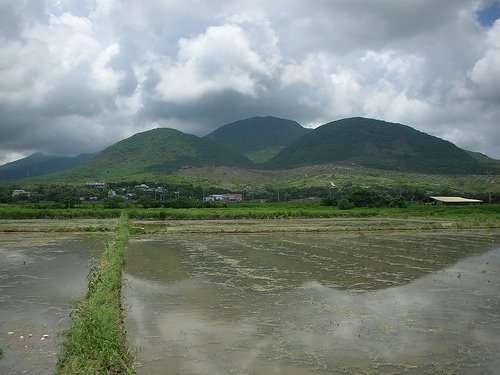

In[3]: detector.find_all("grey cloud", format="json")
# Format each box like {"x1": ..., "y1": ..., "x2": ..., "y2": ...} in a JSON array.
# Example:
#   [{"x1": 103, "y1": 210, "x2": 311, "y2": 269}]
[
  {"x1": 0, "y1": 0, "x2": 499, "y2": 164},
  {"x1": 0, "y1": 0, "x2": 47, "y2": 40}
]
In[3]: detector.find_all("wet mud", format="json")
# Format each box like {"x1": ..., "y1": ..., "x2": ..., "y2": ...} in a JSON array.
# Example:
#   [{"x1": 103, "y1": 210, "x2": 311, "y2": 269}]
[
  {"x1": 0, "y1": 233, "x2": 106, "y2": 374},
  {"x1": 123, "y1": 232, "x2": 500, "y2": 374}
]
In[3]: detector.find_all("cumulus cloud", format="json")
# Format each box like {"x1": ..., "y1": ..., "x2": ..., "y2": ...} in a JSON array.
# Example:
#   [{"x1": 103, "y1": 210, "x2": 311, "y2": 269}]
[
  {"x1": 154, "y1": 20, "x2": 278, "y2": 102},
  {"x1": 0, "y1": 0, "x2": 499, "y2": 165},
  {"x1": 469, "y1": 20, "x2": 500, "y2": 101}
]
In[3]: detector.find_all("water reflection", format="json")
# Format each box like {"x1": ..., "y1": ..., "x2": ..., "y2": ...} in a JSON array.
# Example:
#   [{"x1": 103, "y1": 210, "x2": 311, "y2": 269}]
[
  {"x1": 0, "y1": 234, "x2": 105, "y2": 375},
  {"x1": 124, "y1": 232, "x2": 500, "y2": 374}
]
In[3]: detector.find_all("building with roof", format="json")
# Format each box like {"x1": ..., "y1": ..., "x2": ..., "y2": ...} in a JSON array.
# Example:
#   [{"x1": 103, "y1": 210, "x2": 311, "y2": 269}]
[
  {"x1": 428, "y1": 196, "x2": 483, "y2": 205},
  {"x1": 204, "y1": 193, "x2": 243, "y2": 203}
]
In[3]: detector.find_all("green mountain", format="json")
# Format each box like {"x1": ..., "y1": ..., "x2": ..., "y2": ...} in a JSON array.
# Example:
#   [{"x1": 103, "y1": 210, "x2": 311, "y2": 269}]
[
  {"x1": 205, "y1": 116, "x2": 310, "y2": 163},
  {"x1": 268, "y1": 117, "x2": 500, "y2": 174},
  {"x1": 6, "y1": 117, "x2": 498, "y2": 186},
  {"x1": 71, "y1": 127, "x2": 253, "y2": 179},
  {"x1": 0, "y1": 152, "x2": 94, "y2": 180}
]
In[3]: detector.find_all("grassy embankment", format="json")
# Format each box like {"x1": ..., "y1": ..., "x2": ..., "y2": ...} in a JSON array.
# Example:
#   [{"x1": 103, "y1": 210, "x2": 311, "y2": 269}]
[
  {"x1": 0, "y1": 205, "x2": 122, "y2": 219},
  {"x1": 127, "y1": 204, "x2": 499, "y2": 234},
  {"x1": 56, "y1": 212, "x2": 133, "y2": 374},
  {"x1": 0, "y1": 203, "x2": 498, "y2": 232}
]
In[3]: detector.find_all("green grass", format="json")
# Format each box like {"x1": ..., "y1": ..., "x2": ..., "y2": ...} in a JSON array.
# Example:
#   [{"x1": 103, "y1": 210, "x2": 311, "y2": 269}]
[
  {"x1": 0, "y1": 225, "x2": 114, "y2": 233},
  {"x1": 0, "y1": 203, "x2": 498, "y2": 226},
  {"x1": 57, "y1": 212, "x2": 133, "y2": 374},
  {"x1": 126, "y1": 203, "x2": 500, "y2": 230},
  {"x1": 0, "y1": 204, "x2": 121, "y2": 219}
]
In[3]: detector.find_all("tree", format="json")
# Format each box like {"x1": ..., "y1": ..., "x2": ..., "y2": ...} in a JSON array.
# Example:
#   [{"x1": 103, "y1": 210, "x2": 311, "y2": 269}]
[
  {"x1": 103, "y1": 196, "x2": 125, "y2": 209},
  {"x1": 346, "y1": 189, "x2": 391, "y2": 208},
  {"x1": 138, "y1": 195, "x2": 157, "y2": 208},
  {"x1": 61, "y1": 196, "x2": 79, "y2": 208},
  {"x1": 338, "y1": 196, "x2": 354, "y2": 210}
]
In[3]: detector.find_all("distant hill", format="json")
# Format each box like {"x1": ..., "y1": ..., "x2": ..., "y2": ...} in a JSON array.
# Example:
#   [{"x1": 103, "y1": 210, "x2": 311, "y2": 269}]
[
  {"x1": 268, "y1": 117, "x2": 500, "y2": 174},
  {"x1": 0, "y1": 152, "x2": 94, "y2": 180},
  {"x1": 205, "y1": 116, "x2": 310, "y2": 163},
  {"x1": 71, "y1": 128, "x2": 253, "y2": 179},
  {"x1": 5, "y1": 117, "x2": 498, "y2": 185}
]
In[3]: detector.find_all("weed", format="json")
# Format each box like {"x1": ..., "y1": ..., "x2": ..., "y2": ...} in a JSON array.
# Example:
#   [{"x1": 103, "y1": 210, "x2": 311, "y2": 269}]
[{"x1": 57, "y1": 212, "x2": 133, "y2": 374}]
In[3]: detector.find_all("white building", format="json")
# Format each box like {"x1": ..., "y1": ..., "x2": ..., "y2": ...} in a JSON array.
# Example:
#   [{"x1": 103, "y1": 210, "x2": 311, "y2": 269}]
[
  {"x1": 12, "y1": 189, "x2": 31, "y2": 197},
  {"x1": 204, "y1": 194, "x2": 224, "y2": 202},
  {"x1": 204, "y1": 194, "x2": 243, "y2": 202}
]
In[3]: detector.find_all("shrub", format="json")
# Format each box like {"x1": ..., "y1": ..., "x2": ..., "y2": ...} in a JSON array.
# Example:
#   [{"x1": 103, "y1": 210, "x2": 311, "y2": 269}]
[
  {"x1": 103, "y1": 196, "x2": 126, "y2": 209},
  {"x1": 338, "y1": 196, "x2": 354, "y2": 210},
  {"x1": 389, "y1": 196, "x2": 409, "y2": 208},
  {"x1": 321, "y1": 197, "x2": 337, "y2": 206},
  {"x1": 346, "y1": 189, "x2": 391, "y2": 208},
  {"x1": 162, "y1": 197, "x2": 201, "y2": 208}
]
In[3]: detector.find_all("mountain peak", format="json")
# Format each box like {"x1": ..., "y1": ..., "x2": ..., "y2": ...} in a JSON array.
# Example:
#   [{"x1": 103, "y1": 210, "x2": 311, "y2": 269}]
[
  {"x1": 205, "y1": 116, "x2": 310, "y2": 163},
  {"x1": 269, "y1": 117, "x2": 497, "y2": 174},
  {"x1": 71, "y1": 126, "x2": 253, "y2": 179}
]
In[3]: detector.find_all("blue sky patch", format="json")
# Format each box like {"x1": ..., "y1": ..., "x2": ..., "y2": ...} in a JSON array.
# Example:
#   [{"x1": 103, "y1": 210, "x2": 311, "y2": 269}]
[{"x1": 477, "y1": 2, "x2": 500, "y2": 27}]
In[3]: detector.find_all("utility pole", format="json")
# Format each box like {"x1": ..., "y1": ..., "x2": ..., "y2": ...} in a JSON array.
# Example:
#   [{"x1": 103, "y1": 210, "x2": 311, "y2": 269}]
[{"x1": 488, "y1": 171, "x2": 493, "y2": 204}]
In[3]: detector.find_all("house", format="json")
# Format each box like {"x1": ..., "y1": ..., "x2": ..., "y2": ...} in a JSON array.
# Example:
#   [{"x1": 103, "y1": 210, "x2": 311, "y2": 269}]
[
  {"x1": 428, "y1": 196, "x2": 483, "y2": 205},
  {"x1": 222, "y1": 193, "x2": 243, "y2": 202},
  {"x1": 135, "y1": 184, "x2": 149, "y2": 191},
  {"x1": 12, "y1": 189, "x2": 31, "y2": 197},
  {"x1": 204, "y1": 194, "x2": 224, "y2": 202},
  {"x1": 204, "y1": 194, "x2": 243, "y2": 203}
]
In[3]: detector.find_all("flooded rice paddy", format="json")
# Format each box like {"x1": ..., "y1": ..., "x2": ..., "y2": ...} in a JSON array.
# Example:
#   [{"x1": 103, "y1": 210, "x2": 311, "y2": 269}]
[
  {"x1": 124, "y1": 232, "x2": 500, "y2": 374},
  {"x1": 0, "y1": 233, "x2": 106, "y2": 374}
]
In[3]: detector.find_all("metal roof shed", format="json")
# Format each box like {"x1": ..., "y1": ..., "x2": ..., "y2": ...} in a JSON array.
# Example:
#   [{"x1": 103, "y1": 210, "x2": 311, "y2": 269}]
[{"x1": 429, "y1": 196, "x2": 483, "y2": 205}]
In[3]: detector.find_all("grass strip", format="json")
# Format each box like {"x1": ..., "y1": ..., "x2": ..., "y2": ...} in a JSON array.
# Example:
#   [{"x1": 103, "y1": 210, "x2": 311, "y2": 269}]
[
  {"x1": 57, "y1": 211, "x2": 133, "y2": 374},
  {"x1": 126, "y1": 204, "x2": 500, "y2": 223}
]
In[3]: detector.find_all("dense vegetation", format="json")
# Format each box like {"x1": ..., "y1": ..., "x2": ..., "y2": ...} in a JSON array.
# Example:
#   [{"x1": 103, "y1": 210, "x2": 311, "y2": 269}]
[
  {"x1": 64, "y1": 128, "x2": 253, "y2": 180},
  {"x1": 57, "y1": 212, "x2": 133, "y2": 374},
  {"x1": 268, "y1": 117, "x2": 500, "y2": 174},
  {"x1": 322, "y1": 188, "x2": 408, "y2": 209},
  {"x1": 205, "y1": 116, "x2": 310, "y2": 163}
]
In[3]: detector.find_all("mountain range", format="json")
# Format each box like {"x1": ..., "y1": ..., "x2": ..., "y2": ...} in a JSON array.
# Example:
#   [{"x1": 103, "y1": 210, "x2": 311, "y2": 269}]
[
  {"x1": 0, "y1": 152, "x2": 94, "y2": 180},
  {"x1": 1, "y1": 116, "x2": 499, "y2": 181}
]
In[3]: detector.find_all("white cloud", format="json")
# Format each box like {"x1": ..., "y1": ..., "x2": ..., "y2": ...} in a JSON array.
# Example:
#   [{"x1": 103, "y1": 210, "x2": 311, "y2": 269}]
[
  {"x1": 154, "y1": 17, "x2": 279, "y2": 103},
  {"x1": 92, "y1": 42, "x2": 124, "y2": 93},
  {"x1": 469, "y1": 21, "x2": 500, "y2": 101},
  {"x1": 1, "y1": 0, "x2": 500, "y2": 162}
]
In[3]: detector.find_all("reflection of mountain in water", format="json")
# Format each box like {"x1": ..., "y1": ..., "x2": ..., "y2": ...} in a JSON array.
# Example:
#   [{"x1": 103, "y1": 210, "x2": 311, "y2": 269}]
[
  {"x1": 123, "y1": 234, "x2": 500, "y2": 374},
  {"x1": 125, "y1": 232, "x2": 500, "y2": 291}
]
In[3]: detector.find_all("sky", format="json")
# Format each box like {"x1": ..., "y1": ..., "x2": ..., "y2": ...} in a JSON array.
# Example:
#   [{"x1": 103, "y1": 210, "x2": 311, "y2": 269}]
[{"x1": 1, "y1": 0, "x2": 500, "y2": 164}]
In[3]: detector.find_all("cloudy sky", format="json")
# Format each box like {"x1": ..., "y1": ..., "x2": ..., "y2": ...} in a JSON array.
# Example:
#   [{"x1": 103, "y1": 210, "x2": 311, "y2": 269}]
[{"x1": 1, "y1": 0, "x2": 500, "y2": 164}]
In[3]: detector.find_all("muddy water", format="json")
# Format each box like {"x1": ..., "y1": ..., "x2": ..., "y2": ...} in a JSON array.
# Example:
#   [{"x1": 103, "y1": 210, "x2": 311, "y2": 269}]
[
  {"x1": 0, "y1": 233, "x2": 106, "y2": 375},
  {"x1": 123, "y1": 232, "x2": 500, "y2": 374}
]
